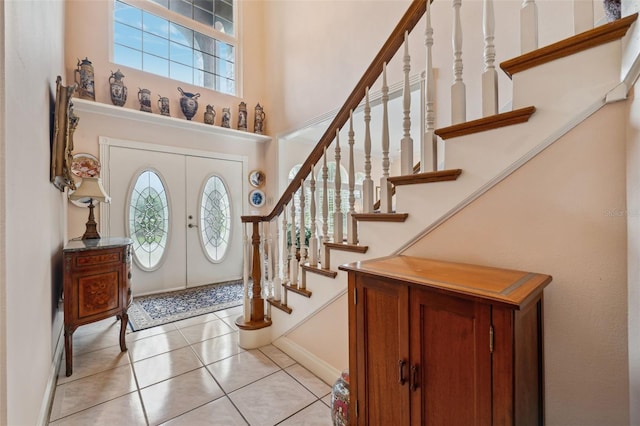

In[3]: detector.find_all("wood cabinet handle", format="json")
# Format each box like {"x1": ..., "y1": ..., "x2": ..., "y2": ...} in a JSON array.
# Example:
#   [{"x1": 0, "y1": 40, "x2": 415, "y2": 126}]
[
  {"x1": 399, "y1": 360, "x2": 406, "y2": 385},
  {"x1": 410, "y1": 365, "x2": 419, "y2": 391}
]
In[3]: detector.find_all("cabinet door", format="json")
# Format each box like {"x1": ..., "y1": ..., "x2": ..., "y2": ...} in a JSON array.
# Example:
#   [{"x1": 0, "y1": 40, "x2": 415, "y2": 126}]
[
  {"x1": 409, "y1": 289, "x2": 492, "y2": 426},
  {"x1": 354, "y1": 275, "x2": 410, "y2": 425}
]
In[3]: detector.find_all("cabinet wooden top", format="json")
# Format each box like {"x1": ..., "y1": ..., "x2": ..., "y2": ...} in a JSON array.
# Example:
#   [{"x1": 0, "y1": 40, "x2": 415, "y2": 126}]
[
  {"x1": 64, "y1": 237, "x2": 133, "y2": 253},
  {"x1": 339, "y1": 255, "x2": 552, "y2": 308}
]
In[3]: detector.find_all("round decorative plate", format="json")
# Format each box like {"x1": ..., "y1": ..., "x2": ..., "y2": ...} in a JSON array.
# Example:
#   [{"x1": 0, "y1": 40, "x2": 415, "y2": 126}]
[
  {"x1": 249, "y1": 170, "x2": 265, "y2": 188},
  {"x1": 71, "y1": 153, "x2": 101, "y2": 178},
  {"x1": 249, "y1": 189, "x2": 266, "y2": 208}
]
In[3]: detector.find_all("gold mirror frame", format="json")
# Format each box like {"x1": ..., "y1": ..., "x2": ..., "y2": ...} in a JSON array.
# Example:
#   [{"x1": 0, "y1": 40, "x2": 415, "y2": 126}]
[{"x1": 51, "y1": 76, "x2": 78, "y2": 192}]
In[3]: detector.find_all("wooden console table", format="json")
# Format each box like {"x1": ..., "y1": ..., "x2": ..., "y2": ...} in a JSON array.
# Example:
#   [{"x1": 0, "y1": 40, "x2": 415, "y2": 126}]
[
  {"x1": 339, "y1": 255, "x2": 552, "y2": 425},
  {"x1": 63, "y1": 237, "x2": 133, "y2": 376}
]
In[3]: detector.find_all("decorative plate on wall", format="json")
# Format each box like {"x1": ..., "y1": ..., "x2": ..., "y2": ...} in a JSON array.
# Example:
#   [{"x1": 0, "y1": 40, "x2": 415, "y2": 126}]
[
  {"x1": 249, "y1": 189, "x2": 266, "y2": 208},
  {"x1": 249, "y1": 169, "x2": 265, "y2": 188},
  {"x1": 71, "y1": 153, "x2": 101, "y2": 178}
]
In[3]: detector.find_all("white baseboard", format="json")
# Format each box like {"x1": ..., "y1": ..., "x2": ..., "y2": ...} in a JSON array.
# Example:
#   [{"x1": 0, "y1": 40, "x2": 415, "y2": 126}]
[
  {"x1": 38, "y1": 329, "x2": 64, "y2": 426},
  {"x1": 272, "y1": 336, "x2": 341, "y2": 386}
]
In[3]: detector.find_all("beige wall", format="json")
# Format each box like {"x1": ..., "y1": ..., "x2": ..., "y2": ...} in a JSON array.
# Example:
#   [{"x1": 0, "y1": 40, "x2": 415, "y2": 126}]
[
  {"x1": 2, "y1": 0, "x2": 67, "y2": 424},
  {"x1": 403, "y1": 103, "x2": 629, "y2": 425},
  {"x1": 627, "y1": 87, "x2": 640, "y2": 425}
]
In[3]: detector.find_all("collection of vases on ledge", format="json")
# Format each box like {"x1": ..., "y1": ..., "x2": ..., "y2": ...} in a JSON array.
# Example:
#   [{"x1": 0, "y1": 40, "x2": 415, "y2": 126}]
[{"x1": 75, "y1": 57, "x2": 266, "y2": 134}]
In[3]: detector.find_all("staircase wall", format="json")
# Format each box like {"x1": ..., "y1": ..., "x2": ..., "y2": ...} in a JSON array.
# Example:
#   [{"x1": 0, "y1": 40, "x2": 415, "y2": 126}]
[
  {"x1": 626, "y1": 86, "x2": 640, "y2": 426},
  {"x1": 402, "y1": 103, "x2": 629, "y2": 425}
]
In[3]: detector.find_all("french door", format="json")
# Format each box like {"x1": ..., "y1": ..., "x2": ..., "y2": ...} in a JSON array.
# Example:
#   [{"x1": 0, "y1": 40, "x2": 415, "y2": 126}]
[{"x1": 102, "y1": 141, "x2": 245, "y2": 296}]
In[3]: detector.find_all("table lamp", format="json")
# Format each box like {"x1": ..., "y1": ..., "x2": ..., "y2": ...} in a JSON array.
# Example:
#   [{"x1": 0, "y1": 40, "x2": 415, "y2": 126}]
[{"x1": 68, "y1": 177, "x2": 111, "y2": 239}]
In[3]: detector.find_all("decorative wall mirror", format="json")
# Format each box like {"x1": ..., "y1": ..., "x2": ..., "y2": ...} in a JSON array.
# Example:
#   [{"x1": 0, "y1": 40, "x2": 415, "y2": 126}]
[{"x1": 50, "y1": 75, "x2": 78, "y2": 191}]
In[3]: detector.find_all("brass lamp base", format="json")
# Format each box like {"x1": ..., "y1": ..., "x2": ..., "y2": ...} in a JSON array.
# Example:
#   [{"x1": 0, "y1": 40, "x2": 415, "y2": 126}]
[{"x1": 82, "y1": 200, "x2": 101, "y2": 240}]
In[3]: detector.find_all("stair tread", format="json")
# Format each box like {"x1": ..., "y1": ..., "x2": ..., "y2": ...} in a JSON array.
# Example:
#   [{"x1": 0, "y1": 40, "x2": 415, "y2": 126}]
[
  {"x1": 352, "y1": 213, "x2": 409, "y2": 222},
  {"x1": 267, "y1": 298, "x2": 292, "y2": 314},
  {"x1": 434, "y1": 107, "x2": 536, "y2": 140},
  {"x1": 285, "y1": 283, "x2": 312, "y2": 298},
  {"x1": 323, "y1": 242, "x2": 369, "y2": 253},
  {"x1": 302, "y1": 263, "x2": 339, "y2": 278},
  {"x1": 388, "y1": 169, "x2": 462, "y2": 186},
  {"x1": 501, "y1": 13, "x2": 638, "y2": 78}
]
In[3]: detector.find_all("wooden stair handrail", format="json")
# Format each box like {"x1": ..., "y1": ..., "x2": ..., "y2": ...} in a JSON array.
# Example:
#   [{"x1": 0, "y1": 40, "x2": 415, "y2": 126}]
[{"x1": 242, "y1": 0, "x2": 428, "y2": 224}]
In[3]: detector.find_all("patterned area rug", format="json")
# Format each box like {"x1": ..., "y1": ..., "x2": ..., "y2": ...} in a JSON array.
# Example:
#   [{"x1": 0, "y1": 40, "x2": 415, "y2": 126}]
[{"x1": 127, "y1": 279, "x2": 244, "y2": 331}]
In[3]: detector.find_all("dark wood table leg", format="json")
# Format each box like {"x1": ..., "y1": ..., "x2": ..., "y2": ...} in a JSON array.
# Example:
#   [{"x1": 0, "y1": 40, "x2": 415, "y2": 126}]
[
  {"x1": 117, "y1": 312, "x2": 128, "y2": 352},
  {"x1": 64, "y1": 326, "x2": 74, "y2": 377}
]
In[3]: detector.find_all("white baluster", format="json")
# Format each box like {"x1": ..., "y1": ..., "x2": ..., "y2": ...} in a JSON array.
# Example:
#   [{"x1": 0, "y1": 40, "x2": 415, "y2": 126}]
[
  {"x1": 422, "y1": 0, "x2": 437, "y2": 172},
  {"x1": 347, "y1": 111, "x2": 358, "y2": 245},
  {"x1": 521, "y1": 0, "x2": 538, "y2": 54},
  {"x1": 242, "y1": 222, "x2": 250, "y2": 322},
  {"x1": 321, "y1": 147, "x2": 330, "y2": 269},
  {"x1": 334, "y1": 129, "x2": 344, "y2": 243},
  {"x1": 281, "y1": 207, "x2": 288, "y2": 307},
  {"x1": 482, "y1": 0, "x2": 498, "y2": 117},
  {"x1": 298, "y1": 180, "x2": 308, "y2": 289},
  {"x1": 362, "y1": 88, "x2": 375, "y2": 212},
  {"x1": 273, "y1": 218, "x2": 281, "y2": 302},
  {"x1": 289, "y1": 198, "x2": 298, "y2": 286},
  {"x1": 281, "y1": 205, "x2": 289, "y2": 288},
  {"x1": 309, "y1": 163, "x2": 319, "y2": 266},
  {"x1": 380, "y1": 63, "x2": 393, "y2": 213},
  {"x1": 263, "y1": 222, "x2": 275, "y2": 300},
  {"x1": 574, "y1": 0, "x2": 594, "y2": 34},
  {"x1": 259, "y1": 221, "x2": 268, "y2": 299},
  {"x1": 451, "y1": 0, "x2": 466, "y2": 124},
  {"x1": 401, "y1": 31, "x2": 413, "y2": 176}
]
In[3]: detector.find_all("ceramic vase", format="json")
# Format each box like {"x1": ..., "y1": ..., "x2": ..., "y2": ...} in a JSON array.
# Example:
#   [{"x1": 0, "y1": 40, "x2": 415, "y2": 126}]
[
  {"x1": 74, "y1": 57, "x2": 95, "y2": 100},
  {"x1": 331, "y1": 370, "x2": 349, "y2": 426},
  {"x1": 109, "y1": 69, "x2": 127, "y2": 107},
  {"x1": 178, "y1": 87, "x2": 200, "y2": 120},
  {"x1": 204, "y1": 104, "x2": 216, "y2": 125},
  {"x1": 221, "y1": 107, "x2": 231, "y2": 128},
  {"x1": 237, "y1": 102, "x2": 247, "y2": 131},
  {"x1": 603, "y1": 0, "x2": 621, "y2": 21},
  {"x1": 254, "y1": 103, "x2": 265, "y2": 134},
  {"x1": 138, "y1": 88, "x2": 152, "y2": 112},
  {"x1": 158, "y1": 96, "x2": 170, "y2": 116}
]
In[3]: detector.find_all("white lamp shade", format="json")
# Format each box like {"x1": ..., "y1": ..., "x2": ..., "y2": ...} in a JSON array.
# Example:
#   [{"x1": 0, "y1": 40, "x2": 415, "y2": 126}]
[{"x1": 69, "y1": 177, "x2": 111, "y2": 203}]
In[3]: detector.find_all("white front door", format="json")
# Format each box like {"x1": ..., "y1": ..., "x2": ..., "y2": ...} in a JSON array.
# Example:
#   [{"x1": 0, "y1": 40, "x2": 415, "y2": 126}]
[
  {"x1": 105, "y1": 143, "x2": 245, "y2": 296},
  {"x1": 185, "y1": 155, "x2": 243, "y2": 287}
]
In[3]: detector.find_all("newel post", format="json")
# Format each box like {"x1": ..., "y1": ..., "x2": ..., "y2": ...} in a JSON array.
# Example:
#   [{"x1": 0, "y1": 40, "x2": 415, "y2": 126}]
[
  {"x1": 250, "y1": 221, "x2": 264, "y2": 321},
  {"x1": 236, "y1": 216, "x2": 271, "y2": 335}
]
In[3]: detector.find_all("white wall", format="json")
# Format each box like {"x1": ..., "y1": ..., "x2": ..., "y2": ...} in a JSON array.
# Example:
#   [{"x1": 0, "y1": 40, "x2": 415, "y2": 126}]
[
  {"x1": 2, "y1": 0, "x2": 67, "y2": 424},
  {"x1": 403, "y1": 103, "x2": 629, "y2": 425}
]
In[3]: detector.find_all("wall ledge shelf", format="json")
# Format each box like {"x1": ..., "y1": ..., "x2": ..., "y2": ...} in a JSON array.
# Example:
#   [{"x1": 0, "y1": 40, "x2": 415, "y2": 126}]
[{"x1": 72, "y1": 98, "x2": 271, "y2": 144}]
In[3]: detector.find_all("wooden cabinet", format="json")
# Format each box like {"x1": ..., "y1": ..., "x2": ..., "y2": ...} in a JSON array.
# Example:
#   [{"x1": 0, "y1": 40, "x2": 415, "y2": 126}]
[
  {"x1": 63, "y1": 237, "x2": 133, "y2": 376},
  {"x1": 339, "y1": 255, "x2": 552, "y2": 425}
]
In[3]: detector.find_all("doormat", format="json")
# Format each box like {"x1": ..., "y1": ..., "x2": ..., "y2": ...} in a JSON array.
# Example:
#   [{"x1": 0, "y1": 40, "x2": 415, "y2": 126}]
[{"x1": 127, "y1": 279, "x2": 244, "y2": 332}]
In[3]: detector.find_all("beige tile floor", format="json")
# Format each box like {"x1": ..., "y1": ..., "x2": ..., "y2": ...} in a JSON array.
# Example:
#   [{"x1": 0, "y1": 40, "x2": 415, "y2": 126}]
[{"x1": 48, "y1": 306, "x2": 334, "y2": 425}]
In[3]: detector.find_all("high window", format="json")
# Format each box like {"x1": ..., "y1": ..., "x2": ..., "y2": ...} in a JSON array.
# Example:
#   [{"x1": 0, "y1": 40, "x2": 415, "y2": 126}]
[{"x1": 113, "y1": 0, "x2": 236, "y2": 95}]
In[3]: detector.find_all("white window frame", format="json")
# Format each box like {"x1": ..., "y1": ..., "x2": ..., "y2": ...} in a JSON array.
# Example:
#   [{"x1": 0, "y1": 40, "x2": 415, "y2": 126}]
[{"x1": 109, "y1": 0, "x2": 241, "y2": 96}]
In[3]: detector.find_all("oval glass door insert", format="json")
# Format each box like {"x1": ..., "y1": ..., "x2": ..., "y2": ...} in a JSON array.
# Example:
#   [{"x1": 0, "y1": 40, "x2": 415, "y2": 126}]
[
  {"x1": 200, "y1": 175, "x2": 231, "y2": 262},
  {"x1": 128, "y1": 170, "x2": 170, "y2": 270}
]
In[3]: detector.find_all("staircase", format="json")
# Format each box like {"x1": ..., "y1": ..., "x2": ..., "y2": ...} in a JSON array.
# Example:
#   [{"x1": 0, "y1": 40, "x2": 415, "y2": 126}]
[{"x1": 235, "y1": 0, "x2": 640, "y2": 389}]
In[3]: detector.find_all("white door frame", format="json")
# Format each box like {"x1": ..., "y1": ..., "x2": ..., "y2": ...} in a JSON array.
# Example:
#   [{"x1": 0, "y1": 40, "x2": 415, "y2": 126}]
[{"x1": 99, "y1": 136, "x2": 249, "y2": 238}]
